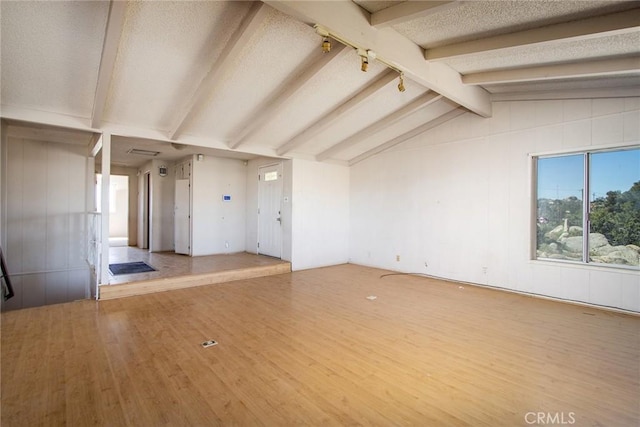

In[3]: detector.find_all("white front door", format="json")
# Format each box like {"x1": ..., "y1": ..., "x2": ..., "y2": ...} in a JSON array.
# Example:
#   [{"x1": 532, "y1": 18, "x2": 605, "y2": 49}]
[
  {"x1": 258, "y1": 164, "x2": 283, "y2": 258},
  {"x1": 174, "y1": 179, "x2": 190, "y2": 255}
]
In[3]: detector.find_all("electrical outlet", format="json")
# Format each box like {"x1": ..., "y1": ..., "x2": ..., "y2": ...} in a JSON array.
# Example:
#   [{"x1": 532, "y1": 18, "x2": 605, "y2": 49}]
[
  {"x1": 201, "y1": 340, "x2": 218, "y2": 348},
  {"x1": 482, "y1": 267, "x2": 488, "y2": 274},
  {"x1": 424, "y1": 261, "x2": 428, "y2": 268},
  {"x1": 396, "y1": 255, "x2": 400, "y2": 262},
  {"x1": 225, "y1": 241, "x2": 229, "y2": 248}
]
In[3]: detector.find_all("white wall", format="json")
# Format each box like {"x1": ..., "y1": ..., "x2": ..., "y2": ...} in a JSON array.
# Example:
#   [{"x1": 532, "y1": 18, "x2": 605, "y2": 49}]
[
  {"x1": 191, "y1": 155, "x2": 247, "y2": 256},
  {"x1": 291, "y1": 159, "x2": 350, "y2": 271},
  {"x1": 0, "y1": 121, "x2": 6, "y2": 251},
  {"x1": 111, "y1": 165, "x2": 138, "y2": 246},
  {"x1": 350, "y1": 98, "x2": 640, "y2": 312},
  {"x1": 245, "y1": 158, "x2": 349, "y2": 270},
  {"x1": 2, "y1": 137, "x2": 89, "y2": 310},
  {"x1": 152, "y1": 159, "x2": 175, "y2": 251},
  {"x1": 106, "y1": 174, "x2": 128, "y2": 238},
  {"x1": 138, "y1": 159, "x2": 175, "y2": 252}
]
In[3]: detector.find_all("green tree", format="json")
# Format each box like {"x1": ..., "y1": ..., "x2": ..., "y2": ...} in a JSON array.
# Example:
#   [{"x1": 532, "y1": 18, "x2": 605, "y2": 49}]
[{"x1": 590, "y1": 181, "x2": 640, "y2": 246}]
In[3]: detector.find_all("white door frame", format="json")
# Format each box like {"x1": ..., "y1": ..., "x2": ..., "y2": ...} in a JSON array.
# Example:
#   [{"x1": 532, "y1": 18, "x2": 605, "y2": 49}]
[
  {"x1": 257, "y1": 163, "x2": 283, "y2": 258},
  {"x1": 142, "y1": 171, "x2": 151, "y2": 250},
  {"x1": 174, "y1": 179, "x2": 191, "y2": 255}
]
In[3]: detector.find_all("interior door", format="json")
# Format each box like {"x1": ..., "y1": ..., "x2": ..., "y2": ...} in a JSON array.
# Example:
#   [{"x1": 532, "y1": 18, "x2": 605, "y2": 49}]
[
  {"x1": 174, "y1": 179, "x2": 190, "y2": 255},
  {"x1": 258, "y1": 164, "x2": 283, "y2": 258},
  {"x1": 142, "y1": 172, "x2": 150, "y2": 249}
]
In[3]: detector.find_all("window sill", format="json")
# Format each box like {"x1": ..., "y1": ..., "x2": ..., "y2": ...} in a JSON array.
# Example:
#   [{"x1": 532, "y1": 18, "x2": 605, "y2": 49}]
[{"x1": 531, "y1": 258, "x2": 640, "y2": 274}]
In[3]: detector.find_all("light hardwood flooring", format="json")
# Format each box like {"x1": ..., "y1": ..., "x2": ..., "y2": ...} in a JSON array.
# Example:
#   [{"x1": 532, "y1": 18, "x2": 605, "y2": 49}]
[
  {"x1": 2, "y1": 264, "x2": 638, "y2": 426},
  {"x1": 107, "y1": 247, "x2": 288, "y2": 285},
  {"x1": 102, "y1": 248, "x2": 290, "y2": 300}
]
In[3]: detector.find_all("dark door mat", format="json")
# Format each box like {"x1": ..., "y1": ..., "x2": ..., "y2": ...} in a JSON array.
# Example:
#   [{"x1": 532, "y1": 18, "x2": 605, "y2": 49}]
[{"x1": 109, "y1": 261, "x2": 157, "y2": 276}]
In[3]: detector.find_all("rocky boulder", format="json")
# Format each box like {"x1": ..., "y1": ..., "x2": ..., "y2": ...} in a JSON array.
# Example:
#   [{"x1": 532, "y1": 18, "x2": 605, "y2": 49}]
[
  {"x1": 589, "y1": 233, "x2": 609, "y2": 249},
  {"x1": 540, "y1": 230, "x2": 639, "y2": 266},
  {"x1": 562, "y1": 236, "x2": 583, "y2": 253},
  {"x1": 591, "y1": 246, "x2": 639, "y2": 265}
]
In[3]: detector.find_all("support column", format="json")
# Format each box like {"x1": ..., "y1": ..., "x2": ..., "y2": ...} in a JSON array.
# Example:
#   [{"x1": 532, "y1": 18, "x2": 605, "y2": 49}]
[{"x1": 99, "y1": 132, "x2": 111, "y2": 287}]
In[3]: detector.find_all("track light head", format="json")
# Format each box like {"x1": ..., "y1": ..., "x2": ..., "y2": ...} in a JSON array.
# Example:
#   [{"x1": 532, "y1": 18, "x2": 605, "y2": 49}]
[
  {"x1": 322, "y1": 37, "x2": 331, "y2": 53},
  {"x1": 361, "y1": 56, "x2": 368, "y2": 72},
  {"x1": 314, "y1": 25, "x2": 404, "y2": 94},
  {"x1": 397, "y1": 73, "x2": 406, "y2": 92}
]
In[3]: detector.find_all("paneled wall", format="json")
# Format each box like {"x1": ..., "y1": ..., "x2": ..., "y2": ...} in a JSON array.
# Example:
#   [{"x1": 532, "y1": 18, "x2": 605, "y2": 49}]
[
  {"x1": 137, "y1": 159, "x2": 175, "y2": 252},
  {"x1": 245, "y1": 158, "x2": 349, "y2": 270},
  {"x1": 350, "y1": 98, "x2": 640, "y2": 312},
  {"x1": 191, "y1": 155, "x2": 246, "y2": 256},
  {"x1": 291, "y1": 159, "x2": 350, "y2": 271},
  {"x1": 3, "y1": 137, "x2": 89, "y2": 310}
]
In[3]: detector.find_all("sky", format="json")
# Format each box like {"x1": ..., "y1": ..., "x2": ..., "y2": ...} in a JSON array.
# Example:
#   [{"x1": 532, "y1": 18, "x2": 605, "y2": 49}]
[{"x1": 537, "y1": 148, "x2": 640, "y2": 200}]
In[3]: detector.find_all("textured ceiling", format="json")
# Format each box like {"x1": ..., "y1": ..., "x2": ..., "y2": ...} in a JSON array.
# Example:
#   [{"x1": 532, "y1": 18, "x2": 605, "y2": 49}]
[
  {"x1": 104, "y1": 1, "x2": 252, "y2": 132},
  {"x1": 1, "y1": 0, "x2": 638, "y2": 167},
  {"x1": 353, "y1": 1, "x2": 403, "y2": 14},
  {"x1": 444, "y1": 33, "x2": 640, "y2": 74},
  {"x1": 0, "y1": 1, "x2": 108, "y2": 117},
  {"x1": 186, "y1": 6, "x2": 321, "y2": 143},
  {"x1": 390, "y1": 1, "x2": 638, "y2": 48},
  {"x1": 245, "y1": 50, "x2": 391, "y2": 150}
]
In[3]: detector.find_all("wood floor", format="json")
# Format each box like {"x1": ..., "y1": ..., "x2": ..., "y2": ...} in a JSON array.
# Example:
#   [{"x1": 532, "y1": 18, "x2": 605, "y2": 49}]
[
  {"x1": 102, "y1": 249, "x2": 290, "y2": 300},
  {"x1": 107, "y1": 247, "x2": 288, "y2": 285},
  {"x1": 2, "y1": 264, "x2": 638, "y2": 426}
]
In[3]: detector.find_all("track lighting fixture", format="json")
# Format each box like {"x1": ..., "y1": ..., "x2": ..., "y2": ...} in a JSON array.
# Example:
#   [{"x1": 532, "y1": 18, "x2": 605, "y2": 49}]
[
  {"x1": 315, "y1": 25, "x2": 331, "y2": 53},
  {"x1": 358, "y1": 49, "x2": 375, "y2": 72},
  {"x1": 322, "y1": 37, "x2": 331, "y2": 53},
  {"x1": 397, "y1": 73, "x2": 406, "y2": 92},
  {"x1": 315, "y1": 24, "x2": 408, "y2": 92}
]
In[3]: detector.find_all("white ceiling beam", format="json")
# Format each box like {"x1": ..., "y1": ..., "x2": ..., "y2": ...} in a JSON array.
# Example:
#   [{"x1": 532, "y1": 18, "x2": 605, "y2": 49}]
[
  {"x1": 0, "y1": 105, "x2": 93, "y2": 132},
  {"x1": 263, "y1": 0, "x2": 491, "y2": 117},
  {"x1": 0, "y1": 105, "x2": 281, "y2": 160},
  {"x1": 275, "y1": 69, "x2": 397, "y2": 156},
  {"x1": 178, "y1": 134, "x2": 281, "y2": 160},
  {"x1": 7, "y1": 125, "x2": 93, "y2": 146},
  {"x1": 229, "y1": 43, "x2": 348, "y2": 150},
  {"x1": 91, "y1": 0, "x2": 127, "y2": 129},
  {"x1": 89, "y1": 134, "x2": 102, "y2": 156},
  {"x1": 463, "y1": 57, "x2": 640, "y2": 85},
  {"x1": 349, "y1": 107, "x2": 465, "y2": 166},
  {"x1": 316, "y1": 91, "x2": 442, "y2": 161},
  {"x1": 491, "y1": 86, "x2": 640, "y2": 102},
  {"x1": 426, "y1": 9, "x2": 640, "y2": 61},
  {"x1": 90, "y1": 134, "x2": 103, "y2": 157},
  {"x1": 169, "y1": 2, "x2": 270, "y2": 140},
  {"x1": 371, "y1": 1, "x2": 465, "y2": 28}
]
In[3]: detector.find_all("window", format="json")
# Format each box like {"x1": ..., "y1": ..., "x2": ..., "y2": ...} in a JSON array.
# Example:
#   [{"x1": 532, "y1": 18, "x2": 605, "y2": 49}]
[
  {"x1": 535, "y1": 147, "x2": 640, "y2": 268},
  {"x1": 264, "y1": 171, "x2": 278, "y2": 181}
]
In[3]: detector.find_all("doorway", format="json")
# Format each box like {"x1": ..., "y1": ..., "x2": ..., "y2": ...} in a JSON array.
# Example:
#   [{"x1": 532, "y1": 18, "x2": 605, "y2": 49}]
[
  {"x1": 257, "y1": 163, "x2": 283, "y2": 258},
  {"x1": 96, "y1": 174, "x2": 129, "y2": 247},
  {"x1": 142, "y1": 172, "x2": 151, "y2": 250},
  {"x1": 174, "y1": 179, "x2": 190, "y2": 255}
]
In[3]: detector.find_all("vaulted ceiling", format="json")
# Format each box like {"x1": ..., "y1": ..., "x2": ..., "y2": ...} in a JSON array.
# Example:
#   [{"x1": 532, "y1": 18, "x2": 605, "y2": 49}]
[{"x1": 2, "y1": 1, "x2": 639, "y2": 167}]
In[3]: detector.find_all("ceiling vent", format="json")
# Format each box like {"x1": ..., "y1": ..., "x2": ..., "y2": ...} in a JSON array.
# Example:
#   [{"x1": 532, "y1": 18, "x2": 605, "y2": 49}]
[{"x1": 127, "y1": 148, "x2": 160, "y2": 156}]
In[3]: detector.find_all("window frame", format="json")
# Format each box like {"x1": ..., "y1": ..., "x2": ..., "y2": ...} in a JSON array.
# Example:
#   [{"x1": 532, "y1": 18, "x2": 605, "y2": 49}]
[{"x1": 531, "y1": 144, "x2": 640, "y2": 270}]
